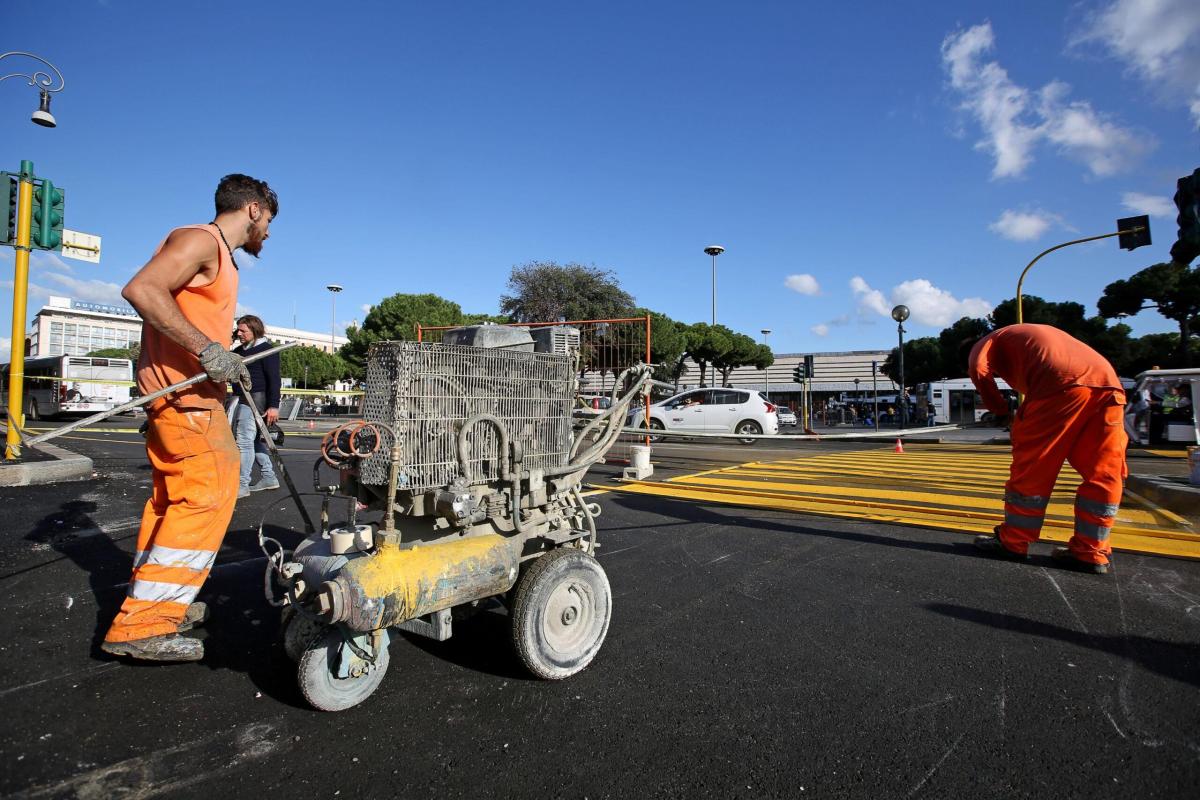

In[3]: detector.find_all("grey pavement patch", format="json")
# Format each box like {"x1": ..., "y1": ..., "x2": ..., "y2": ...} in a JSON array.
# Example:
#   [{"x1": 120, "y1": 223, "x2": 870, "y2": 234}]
[
  {"x1": 1126, "y1": 473, "x2": 1200, "y2": 518},
  {"x1": 0, "y1": 443, "x2": 93, "y2": 487}
]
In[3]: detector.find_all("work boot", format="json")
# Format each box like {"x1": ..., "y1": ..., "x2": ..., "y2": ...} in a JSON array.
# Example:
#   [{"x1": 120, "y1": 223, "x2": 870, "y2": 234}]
[
  {"x1": 101, "y1": 633, "x2": 204, "y2": 662},
  {"x1": 249, "y1": 478, "x2": 280, "y2": 492},
  {"x1": 178, "y1": 601, "x2": 209, "y2": 632},
  {"x1": 973, "y1": 531, "x2": 1028, "y2": 561},
  {"x1": 1051, "y1": 546, "x2": 1110, "y2": 575}
]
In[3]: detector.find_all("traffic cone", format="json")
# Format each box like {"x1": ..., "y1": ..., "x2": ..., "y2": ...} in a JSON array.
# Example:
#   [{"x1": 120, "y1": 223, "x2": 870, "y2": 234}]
[{"x1": 894, "y1": 438, "x2": 904, "y2": 454}]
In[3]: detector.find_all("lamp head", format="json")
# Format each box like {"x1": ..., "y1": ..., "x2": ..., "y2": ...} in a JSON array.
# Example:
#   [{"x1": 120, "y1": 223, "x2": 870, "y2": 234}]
[
  {"x1": 703, "y1": 245, "x2": 725, "y2": 257},
  {"x1": 891, "y1": 304, "x2": 910, "y2": 323},
  {"x1": 760, "y1": 328, "x2": 771, "y2": 335},
  {"x1": 326, "y1": 284, "x2": 344, "y2": 293},
  {"x1": 31, "y1": 90, "x2": 56, "y2": 128}
]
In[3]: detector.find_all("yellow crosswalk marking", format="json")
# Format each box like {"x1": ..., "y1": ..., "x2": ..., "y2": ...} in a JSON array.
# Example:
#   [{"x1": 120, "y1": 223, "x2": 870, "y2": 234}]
[{"x1": 607, "y1": 443, "x2": 1200, "y2": 560}]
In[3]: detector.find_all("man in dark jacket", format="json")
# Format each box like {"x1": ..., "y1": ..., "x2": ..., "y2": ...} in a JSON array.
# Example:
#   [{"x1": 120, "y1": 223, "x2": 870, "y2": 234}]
[{"x1": 230, "y1": 314, "x2": 281, "y2": 497}]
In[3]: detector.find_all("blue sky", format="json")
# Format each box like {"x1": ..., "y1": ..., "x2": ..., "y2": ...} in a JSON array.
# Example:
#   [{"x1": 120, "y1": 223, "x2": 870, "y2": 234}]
[{"x1": 2, "y1": 0, "x2": 1198, "y2": 359}]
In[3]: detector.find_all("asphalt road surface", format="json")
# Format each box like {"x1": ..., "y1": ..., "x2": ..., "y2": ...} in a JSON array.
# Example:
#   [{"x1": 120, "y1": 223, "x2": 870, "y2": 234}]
[{"x1": 1, "y1": 421, "x2": 1197, "y2": 798}]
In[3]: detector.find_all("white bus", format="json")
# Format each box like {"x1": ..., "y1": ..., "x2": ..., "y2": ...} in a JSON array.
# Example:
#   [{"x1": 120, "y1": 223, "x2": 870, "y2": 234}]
[
  {"x1": 915, "y1": 377, "x2": 1015, "y2": 425},
  {"x1": 1, "y1": 355, "x2": 134, "y2": 420}
]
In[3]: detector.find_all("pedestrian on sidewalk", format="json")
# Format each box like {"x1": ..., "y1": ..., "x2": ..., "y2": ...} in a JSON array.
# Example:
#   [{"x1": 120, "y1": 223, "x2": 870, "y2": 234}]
[
  {"x1": 101, "y1": 174, "x2": 277, "y2": 662},
  {"x1": 965, "y1": 323, "x2": 1126, "y2": 575},
  {"x1": 229, "y1": 314, "x2": 280, "y2": 497}
]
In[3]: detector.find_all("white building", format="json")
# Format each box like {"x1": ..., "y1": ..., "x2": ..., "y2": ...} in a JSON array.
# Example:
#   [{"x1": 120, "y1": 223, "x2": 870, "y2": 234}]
[{"x1": 27, "y1": 296, "x2": 348, "y2": 357}]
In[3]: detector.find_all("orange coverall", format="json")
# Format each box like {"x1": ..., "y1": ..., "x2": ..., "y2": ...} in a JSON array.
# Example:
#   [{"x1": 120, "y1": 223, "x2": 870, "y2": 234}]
[
  {"x1": 969, "y1": 324, "x2": 1127, "y2": 565},
  {"x1": 104, "y1": 225, "x2": 241, "y2": 643}
]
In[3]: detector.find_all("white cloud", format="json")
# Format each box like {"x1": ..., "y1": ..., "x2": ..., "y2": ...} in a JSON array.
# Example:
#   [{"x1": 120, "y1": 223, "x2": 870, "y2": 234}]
[
  {"x1": 0, "y1": 337, "x2": 10, "y2": 360},
  {"x1": 360, "y1": 303, "x2": 373, "y2": 315},
  {"x1": 1073, "y1": 0, "x2": 1200, "y2": 127},
  {"x1": 851, "y1": 276, "x2": 992, "y2": 328},
  {"x1": 41, "y1": 273, "x2": 125, "y2": 306},
  {"x1": 942, "y1": 21, "x2": 1151, "y2": 178},
  {"x1": 784, "y1": 274, "x2": 820, "y2": 295},
  {"x1": 1121, "y1": 191, "x2": 1175, "y2": 218},
  {"x1": 811, "y1": 323, "x2": 829, "y2": 337},
  {"x1": 989, "y1": 210, "x2": 1053, "y2": 241},
  {"x1": 850, "y1": 276, "x2": 891, "y2": 317}
]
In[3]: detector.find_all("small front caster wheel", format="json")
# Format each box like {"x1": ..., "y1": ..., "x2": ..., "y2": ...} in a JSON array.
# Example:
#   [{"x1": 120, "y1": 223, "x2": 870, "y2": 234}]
[
  {"x1": 511, "y1": 548, "x2": 612, "y2": 680},
  {"x1": 297, "y1": 627, "x2": 390, "y2": 712}
]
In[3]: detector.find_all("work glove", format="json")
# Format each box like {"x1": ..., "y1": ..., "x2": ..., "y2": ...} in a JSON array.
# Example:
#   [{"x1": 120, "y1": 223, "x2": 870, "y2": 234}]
[{"x1": 198, "y1": 342, "x2": 251, "y2": 391}]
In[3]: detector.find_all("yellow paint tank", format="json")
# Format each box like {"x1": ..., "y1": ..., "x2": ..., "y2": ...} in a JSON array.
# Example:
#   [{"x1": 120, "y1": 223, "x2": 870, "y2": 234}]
[{"x1": 322, "y1": 535, "x2": 520, "y2": 632}]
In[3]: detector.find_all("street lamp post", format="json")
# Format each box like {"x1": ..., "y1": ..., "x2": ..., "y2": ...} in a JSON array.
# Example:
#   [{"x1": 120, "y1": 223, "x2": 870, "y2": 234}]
[
  {"x1": 891, "y1": 305, "x2": 910, "y2": 430},
  {"x1": 2, "y1": 52, "x2": 65, "y2": 460},
  {"x1": 704, "y1": 245, "x2": 724, "y2": 325},
  {"x1": 872, "y1": 360, "x2": 880, "y2": 431},
  {"x1": 760, "y1": 328, "x2": 771, "y2": 400},
  {"x1": 326, "y1": 284, "x2": 343, "y2": 354}
]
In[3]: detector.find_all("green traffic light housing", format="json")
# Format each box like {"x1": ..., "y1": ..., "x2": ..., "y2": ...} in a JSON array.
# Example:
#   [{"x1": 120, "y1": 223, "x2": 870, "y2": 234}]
[
  {"x1": 1172, "y1": 169, "x2": 1200, "y2": 266},
  {"x1": 32, "y1": 178, "x2": 65, "y2": 251}
]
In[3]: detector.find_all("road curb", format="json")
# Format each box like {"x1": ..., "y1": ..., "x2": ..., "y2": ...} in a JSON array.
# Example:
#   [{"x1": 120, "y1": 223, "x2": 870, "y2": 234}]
[
  {"x1": 1126, "y1": 474, "x2": 1200, "y2": 518},
  {"x1": 0, "y1": 442, "x2": 94, "y2": 487}
]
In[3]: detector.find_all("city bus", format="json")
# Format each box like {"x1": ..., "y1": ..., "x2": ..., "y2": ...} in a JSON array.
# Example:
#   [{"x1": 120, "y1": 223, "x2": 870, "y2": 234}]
[
  {"x1": 914, "y1": 377, "x2": 1015, "y2": 425},
  {"x1": 1, "y1": 355, "x2": 134, "y2": 420}
]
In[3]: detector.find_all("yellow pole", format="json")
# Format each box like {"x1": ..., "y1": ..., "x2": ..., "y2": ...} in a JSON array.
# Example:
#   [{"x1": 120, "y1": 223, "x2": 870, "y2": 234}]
[
  {"x1": 5, "y1": 163, "x2": 34, "y2": 460},
  {"x1": 1015, "y1": 227, "x2": 1143, "y2": 324}
]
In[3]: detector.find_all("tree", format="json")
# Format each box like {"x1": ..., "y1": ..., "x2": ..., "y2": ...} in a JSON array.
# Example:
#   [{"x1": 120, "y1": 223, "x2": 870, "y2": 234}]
[
  {"x1": 881, "y1": 337, "x2": 945, "y2": 387},
  {"x1": 1098, "y1": 261, "x2": 1200, "y2": 367},
  {"x1": 341, "y1": 293, "x2": 469, "y2": 372},
  {"x1": 713, "y1": 332, "x2": 770, "y2": 386},
  {"x1": 279, "y1": 345, "x2": 348, "y2": 389},
  {"x1": 683, "y1": 323, "x2": 734, "y2": 387},
  {"x1": 500, "y1": 261, "x2": 635, "y2": 322},
  {"x1": 87, "y1": 345, "x2": 139, "y2": 362}
]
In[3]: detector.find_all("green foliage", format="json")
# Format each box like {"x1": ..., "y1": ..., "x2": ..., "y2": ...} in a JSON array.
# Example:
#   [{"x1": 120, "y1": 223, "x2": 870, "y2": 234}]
[
  {"x1": 713, "y1": 332, "x2": 769, "y2": 385},
  {"x1": 500, "y1": 262, "x2": 635, "y2": 322},
  {"x1": 280, "y1": 345, "x2": 348, "y2": 389},
  {"x1": 881, "y1": 337, "x2": 945, "y2": 386},
  {"x1": 341, "y1": 293, "x2": 470, "y2": 371},
  {"x1": 86, "y1": 346, "x2": 138, "y2": 361},
  {"x1": 1098, "y1": 261, "x2": 1200, "y2": 366}
]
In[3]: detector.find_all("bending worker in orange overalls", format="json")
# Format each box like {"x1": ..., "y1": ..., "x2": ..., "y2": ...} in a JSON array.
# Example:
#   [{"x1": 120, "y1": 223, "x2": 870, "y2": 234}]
[
  {"x1": 967, "y1": 323, "x2": 1126, "y2": 575},
  {"x1": 101, "y1": 174, "x2": 277, "y2": 662}
]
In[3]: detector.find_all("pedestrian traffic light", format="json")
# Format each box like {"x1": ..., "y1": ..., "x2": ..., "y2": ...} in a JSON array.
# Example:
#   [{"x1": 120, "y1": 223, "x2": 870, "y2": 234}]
[
  {"x1": 32, "y1": 179, "x2": 64, "y2": 251},
  {"x1": 793, "y1": 363, "x2": 806, "y2": 382},
  {"x1": 804, "y1": 354, "x2": 815, "y2": 379},
  {"x1": 1, "y1": 173, "x2": 16, "y2": 247},
  {"x1": 1116, "y1": 215, "x2": 1151, "y2": 251},
  {"x1": 1172, "y1": 169, "x2": 1200, "y2": 266}
]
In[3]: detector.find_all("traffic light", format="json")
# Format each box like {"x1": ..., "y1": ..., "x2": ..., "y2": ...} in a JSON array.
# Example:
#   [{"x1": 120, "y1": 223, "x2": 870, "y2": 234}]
[
  {"x1": 804, "y1": 354, "x2": 815, "y2": 379},
  {"x1": 793, "y1": 363, "x2": 806, "y2": 382},
  {"x1": 1116, "y1": 215, "x2": 1151, "y2": 251},
  {"x1": 32, "y1": 179, "x2": 64, "y2": 251},
  {"x1": 1, "y1": 173, "x2": 16, "y2": 246},
  {"x1": 1172, "y1": 169, "x2": 1200, "y2": 266}
]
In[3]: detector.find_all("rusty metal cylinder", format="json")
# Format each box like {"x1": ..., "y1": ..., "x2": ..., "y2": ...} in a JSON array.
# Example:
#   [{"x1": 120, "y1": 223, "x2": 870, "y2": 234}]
[{"x1": 320, "y1": 534, "x2": 519, "y2": 632}]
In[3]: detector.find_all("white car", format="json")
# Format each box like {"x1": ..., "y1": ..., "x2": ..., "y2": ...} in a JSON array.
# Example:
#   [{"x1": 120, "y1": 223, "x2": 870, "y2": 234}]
[
  {"x1": 776, "y1": 406, "x2": 797, "y2": 426},
  {"x1": 633, "y1": 388, "x2": 779, "y2": 444}
]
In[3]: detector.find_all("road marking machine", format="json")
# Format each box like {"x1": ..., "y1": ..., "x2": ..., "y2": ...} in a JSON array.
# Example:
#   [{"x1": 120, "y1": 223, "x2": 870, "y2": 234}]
[{"x1": 18, "y1": 327, "x2": 651, "y2": 711}]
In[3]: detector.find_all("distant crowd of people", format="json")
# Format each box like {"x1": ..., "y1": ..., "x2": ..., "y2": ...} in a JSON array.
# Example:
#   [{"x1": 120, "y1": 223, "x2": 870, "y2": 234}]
[{"x1": 1124, "y1": 382, "x2": 1192, "y2": 446}]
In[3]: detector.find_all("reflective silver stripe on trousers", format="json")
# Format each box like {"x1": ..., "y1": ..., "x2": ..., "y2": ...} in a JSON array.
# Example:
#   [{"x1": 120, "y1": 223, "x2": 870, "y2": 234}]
[
  {"x1": 1075, "y1": 496, "x2": 1119, "y2": 518},
  {"x1": 1004, "y1": 511, "x2": 1045, "y2": 531},
  {"x1": 1004, "y1": 491, "x2": 1050, "y2": 511},
  {"x1": 127, "y1": 579, "x2": 202, "y2": 605},
  {"x1": 1075, "y1": 519, "x2": 1112, "y2": 541},
  {"x1": 133, "y1": 547, "x2": 218, "y2": 571}
]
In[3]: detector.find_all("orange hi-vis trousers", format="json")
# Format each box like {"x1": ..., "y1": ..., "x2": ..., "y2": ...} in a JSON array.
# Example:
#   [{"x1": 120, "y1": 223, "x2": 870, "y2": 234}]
[
  {"x1": 998, "y1": 387, "x2": 1127, "y2": 565},
  {"x1": 104, "y1": 404, "x2": 240, "y2": 643}
]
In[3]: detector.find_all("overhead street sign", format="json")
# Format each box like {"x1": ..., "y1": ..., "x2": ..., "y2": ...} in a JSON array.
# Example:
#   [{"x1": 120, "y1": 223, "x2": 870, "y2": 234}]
[{"x1": 61, "y1": 228, "x2": 101, "y2": 263}]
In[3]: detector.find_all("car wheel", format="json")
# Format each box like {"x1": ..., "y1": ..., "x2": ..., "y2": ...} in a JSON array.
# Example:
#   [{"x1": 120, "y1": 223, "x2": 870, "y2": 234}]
[
  {"x1": 25, "y1": 398, "x2": 39, "y2": 422},
  {"x1": 736, "y1": 420, "x2": 762, "y2": 445},
  {"x1": 640, "y1": 418, "x2": 665, "y2": 443}
]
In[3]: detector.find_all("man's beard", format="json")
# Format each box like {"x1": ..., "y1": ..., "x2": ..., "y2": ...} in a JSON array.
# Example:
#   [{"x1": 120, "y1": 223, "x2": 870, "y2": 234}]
[{"x1": 243, "y1": 221, "x2": 266, "y2": 257}]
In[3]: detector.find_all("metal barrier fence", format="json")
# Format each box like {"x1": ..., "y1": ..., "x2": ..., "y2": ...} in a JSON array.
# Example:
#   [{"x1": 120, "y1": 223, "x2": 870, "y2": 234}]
[{"x1": 418, "y1": 316, "x2": 651, "y2": 464}]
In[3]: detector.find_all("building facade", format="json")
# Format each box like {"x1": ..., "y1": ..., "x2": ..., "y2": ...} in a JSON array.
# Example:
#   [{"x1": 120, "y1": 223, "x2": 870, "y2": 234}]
[{"x1": 27, "y1": 296, "x2": 348, "y2": 358}]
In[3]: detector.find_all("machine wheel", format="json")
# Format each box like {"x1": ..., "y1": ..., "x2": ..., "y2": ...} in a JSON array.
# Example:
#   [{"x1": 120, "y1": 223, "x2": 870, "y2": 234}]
[
  {"x1": 297, "y1": 626, "x2": 390, "y2": 712},
  {"x1": 735, "y1": 420, "x2": 761, "y2": 445},
  {"x1": 640, "y1": 418, "x2": 665, "y2": 442},
  {"x1": 511, "y1": 548, "x2": 611, "y2": 680},
  {"x1": 25, "y1": 398, "x2": 39, "y2": 422},
  {"x1": 280, "y1": 606, "x2": 326, "y2": 662}
]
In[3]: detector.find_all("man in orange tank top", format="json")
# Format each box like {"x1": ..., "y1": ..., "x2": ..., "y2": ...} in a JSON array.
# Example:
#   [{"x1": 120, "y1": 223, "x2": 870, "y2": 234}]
[
  {"x1": 101, "y1": 174, "x2": 277, "y2": 662},
  {"x1": 966, "y1": 324, "x2": 1127, "y2": 576}
]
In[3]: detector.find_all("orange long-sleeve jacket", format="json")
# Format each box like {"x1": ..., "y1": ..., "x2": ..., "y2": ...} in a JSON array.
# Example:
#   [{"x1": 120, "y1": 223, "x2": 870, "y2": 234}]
[{"x1": 968, "y1": 324, "x2": 1124, "y2": 416}]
